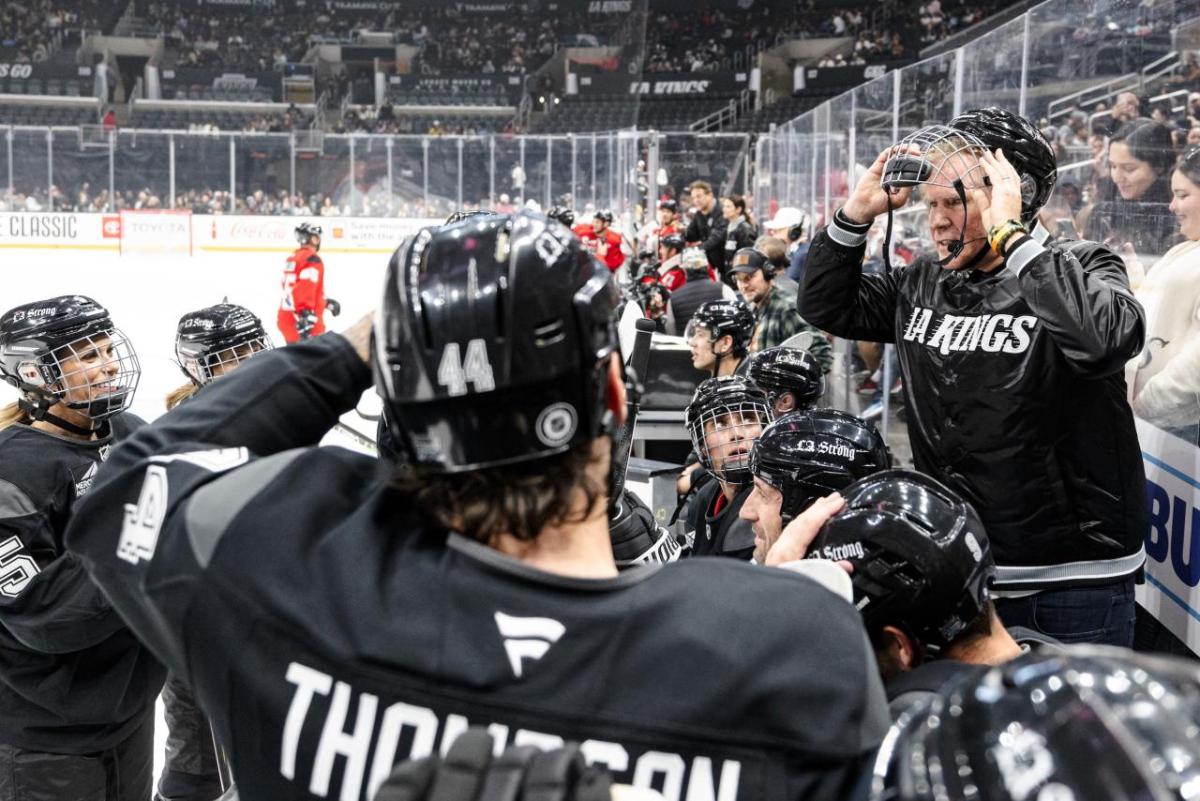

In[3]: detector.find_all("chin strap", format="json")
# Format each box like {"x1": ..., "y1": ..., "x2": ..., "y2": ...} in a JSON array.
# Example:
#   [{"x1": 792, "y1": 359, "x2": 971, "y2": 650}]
[{"x1": 19, "y1": 395, "x2": 103, "y2": 438}]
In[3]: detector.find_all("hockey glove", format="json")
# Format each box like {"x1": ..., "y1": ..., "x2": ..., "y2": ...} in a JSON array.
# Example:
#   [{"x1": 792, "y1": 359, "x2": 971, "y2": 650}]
[
  {"x1": 325, "y1": 297, "x2": 342, "y2": 317},
  {"x1": 373, "y1": 727, "x2": 612, "y2": 801},
  {"x1": 295, "y1": 310, "x2": 318, "y2": 340}
]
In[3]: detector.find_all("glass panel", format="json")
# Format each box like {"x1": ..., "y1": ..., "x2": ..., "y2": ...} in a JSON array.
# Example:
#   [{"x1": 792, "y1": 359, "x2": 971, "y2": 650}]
[
  {"x1": 390, "y1": 136, "x2": 427, "y2": 218},
  {"x1": 233, "y1": 133, "x2": 291, "y2": 215},
  {"x1": 9, "y1": 129, "x2": 50, "y2": 211},
  {"x1": 352, "y1": 135, "x2": 392, "y2": 218},
  {"x1": 114, "y1": 131, "x2": 171, "y2": 212},
  {"x1": 174, "y1": 133, "x2": 233, "y2": 213},
  {"x1": 50, "y1": 129, "x2": 112, "y2": 212},
  {"x1": 294, "y1": 135, "x2": 349, "y2": 217}
]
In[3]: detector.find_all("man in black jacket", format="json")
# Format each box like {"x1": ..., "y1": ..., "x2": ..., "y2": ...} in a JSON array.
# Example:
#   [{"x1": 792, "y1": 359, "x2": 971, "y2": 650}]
[
  {"x1": 801, "y1": 108, "x2": 1147, "y2": 646},
  {"x1": 684, "y1": 180, "x2": 729, "y2": 279},
  {"x1": 68, "y1": 212, "x2": 889, "y2": 801}
]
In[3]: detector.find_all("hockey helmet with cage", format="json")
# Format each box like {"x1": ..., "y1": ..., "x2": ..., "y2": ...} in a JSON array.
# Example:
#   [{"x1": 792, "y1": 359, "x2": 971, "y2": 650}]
[
  {"x1": 881, "y1": 125, "x2": 992, "y2": 270},
  {"x1": 872, "y1": 646, "x2": 1200, "y2": 801},
  {"x1": 175, "y1": 302, "x2": 273, "y2": 387},
  {"x1": 295, "y1": 222, "x2": 322, "y2": 246},
  {"x1": 0, "y1": 295, "x2": 140, "y2": 423},
  {"x1": 685, "y1": 375, "x2": 772, "y2": 486},
  {"x1": 373, "y1": 210, "x2": 621, "y2": 473},
  {"x1": 684, "y1": 299, "x2": 755, "y2": 359},
  {"x1": 807, "y1": 469, "x2": 993, "y2": 647},
  {"x1": 593, "y1": 209, "x2": 614, "y2": 224},
  {"x1": 745, "y1": 346, "x2": 826, "y2": 411},
  {"x1": 750, "y1": 409, "x2": 890, "y2": 522},
  {"x1": 950, "y1": 107, "x2": 1058, "y2": 224}
]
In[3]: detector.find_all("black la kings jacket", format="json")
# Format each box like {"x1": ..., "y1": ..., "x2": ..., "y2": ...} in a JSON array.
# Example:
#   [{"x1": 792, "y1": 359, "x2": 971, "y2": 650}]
[
  {"x1": 802, "y1": 214, "x2": 1148, "y2": 592},
  {"x1": 0, "y1": 414, "x2": 164, "y2": 754},
  {"x1": 66, "y1": 335, "x2": 890, "y2": 801}
]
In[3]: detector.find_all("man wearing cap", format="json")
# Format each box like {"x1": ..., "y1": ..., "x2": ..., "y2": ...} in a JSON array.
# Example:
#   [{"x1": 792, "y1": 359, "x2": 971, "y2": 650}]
[
  {"x1": 763, "y1": 207, "x2": 813, "y2": 286},
  {"x1": 731, "y1": 247, "x2": 832, "y2": 367}
]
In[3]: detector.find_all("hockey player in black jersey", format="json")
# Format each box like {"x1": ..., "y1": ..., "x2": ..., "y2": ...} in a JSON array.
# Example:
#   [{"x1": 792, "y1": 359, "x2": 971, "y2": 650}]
[
  {"x1": 160, "y1": 302, "x2": 274, "y2": 801},
  {"x1": 741, "y1": 410, "x2": 890, "y2": 563},
  {"x1": 67, "y1": 211, "x2": 889, "y2": 801},
  {"x1": 0, "y1": 295, "x2": 164, "y2": 801},
  {"x1": 683, "y1": 376, "x2": 772, "y2": 560},
  {"x1": 744, "y1": 347, "x2": 826, "y2": 415},
  {"x1": 806, "y1": 470, "x2": 1023, "y2": 717}
]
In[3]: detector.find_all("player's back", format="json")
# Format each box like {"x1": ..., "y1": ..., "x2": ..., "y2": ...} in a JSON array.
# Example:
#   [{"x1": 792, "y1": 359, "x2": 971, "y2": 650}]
[{"x1": 175, "y1": 457, "x2": 888, "y2": 801}]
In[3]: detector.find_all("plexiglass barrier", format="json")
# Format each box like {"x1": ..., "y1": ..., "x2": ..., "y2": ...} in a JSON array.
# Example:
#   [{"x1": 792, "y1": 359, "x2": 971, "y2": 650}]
[{"x1": 0, "y1": 129, "x2": 750, "y2": 225}]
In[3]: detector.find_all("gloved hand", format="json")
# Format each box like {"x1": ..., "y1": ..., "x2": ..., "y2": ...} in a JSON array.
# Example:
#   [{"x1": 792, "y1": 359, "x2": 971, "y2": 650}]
[
  {"x1": 373, "y1": 727, "x2": 612, "y2": 801},
  {"x1": 325, "y1": 297, "x2": 342, "y2": 317},
  {"x1": 295, "y1": 310, "x2": 318, "y2": 340},
  {"x1": 609, "y1": 489, "x2": 682, "y2": 568}
]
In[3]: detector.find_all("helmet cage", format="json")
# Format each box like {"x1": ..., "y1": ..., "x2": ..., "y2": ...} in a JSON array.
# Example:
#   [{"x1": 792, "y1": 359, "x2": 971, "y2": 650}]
[
  {"x1": 689, "y1": 399, "x2": 772, "y2": 485},
  {"x1": 177, "y1": 333, "x2": 273, "y2": 386},
  {"x1": 17, "y1": 328, "x2": 142, "y2": 419},
  {"x1": 882, "y1": 125, "x2": 992, "y2": 270}
]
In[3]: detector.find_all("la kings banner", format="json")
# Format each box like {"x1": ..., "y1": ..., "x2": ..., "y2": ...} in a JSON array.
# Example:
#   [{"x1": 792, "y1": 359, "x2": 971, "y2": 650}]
[{"x1": 574, "y1": 69, "x2": 748, "y2": 96}]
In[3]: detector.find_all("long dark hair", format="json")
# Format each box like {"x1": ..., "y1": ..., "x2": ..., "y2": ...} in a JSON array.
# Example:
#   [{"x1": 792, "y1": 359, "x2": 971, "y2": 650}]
[
  {"x1": 722, "y1": 194, "x2": 757, "y2": 229},
  {"x1": 1175, "y1": 144, "x2": 1200, "y2": 187},
  {"x1": 1112, "y1": 119, "x2": 1177, "y2": 176}
]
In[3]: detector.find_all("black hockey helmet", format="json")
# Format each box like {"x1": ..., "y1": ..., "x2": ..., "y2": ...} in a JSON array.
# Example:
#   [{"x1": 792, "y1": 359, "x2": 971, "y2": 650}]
[
  {"x1": 950, "y1": 107, "x2": 1058, "y2": 224},
  {"x1": 546, "y1": 206, "x2": 576, "y2": 228},
  {"x1": 374, "y1": 210, "x2": 620, "y2": 473},
  {"x1": 807, "y1": 469, "x2": 993, "y2": 647},
  {"x1": 0, "y1": 295, "x2": 140, "y2": 421},
  {"x1": 685, "y1": 375, "x2": 772, "y2": 486},
  {"x1": 873, "y1": 647, "x2": 1200, "y2": 801},
  {"x1": 659, "y1": 233, "x2": 685, "y2": 254},
  {"x1": 295, "y1": 222, "x2": 322, "y2": 246},
  {"x1": 750, "y1": 409, "x2": 890, "y2": 522},
  {"x1": 609, "y1": 489, "x2": 683, "y2": 569},
  {"x1": 684, "y1": 299, "x2": 755, "y2": 358},
  {"x1": 658, "y1": 199, "x2": 679, "y2": 214},
  {"x1": 593, "y1": 209, "x2": 614, "y2": 224},
  {"x1": 175, "y1": 302, "x2": 273, "y2": 386},
  {"x1": 745, "y1": 346, "x2": 826, "y2": 411}
]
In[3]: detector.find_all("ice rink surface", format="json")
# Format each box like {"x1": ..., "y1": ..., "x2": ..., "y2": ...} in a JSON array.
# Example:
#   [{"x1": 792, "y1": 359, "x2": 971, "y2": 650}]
[{"x1": 1, "y1": 244, "x2": 395, "y2": 789}]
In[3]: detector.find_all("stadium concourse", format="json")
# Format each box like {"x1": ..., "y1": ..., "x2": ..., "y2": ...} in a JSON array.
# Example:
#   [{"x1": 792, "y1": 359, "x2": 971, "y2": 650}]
[{"x1": 5, "y1": 0, "x2": 1200, "y2": 799}]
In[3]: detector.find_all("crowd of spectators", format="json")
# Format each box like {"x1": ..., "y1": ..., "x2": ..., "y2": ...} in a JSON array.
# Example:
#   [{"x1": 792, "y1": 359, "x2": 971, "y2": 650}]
[
  {"x1": 335, "y1": 105, "x2": 516, "y2": 136},
  {"x1": 0, "y1": 0, "x2": 108, "y2": 62}
]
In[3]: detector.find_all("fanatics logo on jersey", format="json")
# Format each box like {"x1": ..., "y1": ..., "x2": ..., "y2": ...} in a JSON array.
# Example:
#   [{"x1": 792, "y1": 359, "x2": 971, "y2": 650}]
[
  {"x1": 901, "y1": 307, "x2": 1037, "y2": 356},
  {"x1": 494, "y1": 611, "x2": 565, "y2": 678}
]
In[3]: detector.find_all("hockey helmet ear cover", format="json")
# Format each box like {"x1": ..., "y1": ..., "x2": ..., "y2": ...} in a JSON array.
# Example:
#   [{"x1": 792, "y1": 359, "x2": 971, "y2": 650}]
[
  {"x1": 806, "y1": 469, "x2": 994, "y2": 646},
  {"x1": 373, "y1": 211, "x2": 621, "y2": 473}
]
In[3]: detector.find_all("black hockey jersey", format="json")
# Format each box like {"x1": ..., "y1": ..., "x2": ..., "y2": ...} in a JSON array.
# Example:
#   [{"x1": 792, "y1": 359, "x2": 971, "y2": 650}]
[
  {"x1": 0, "y1": 414, "x2": 165, "y2": 753},
  {"x1": 67, "y1": 335, "x2": 890, "y2": 801},
  {"x1": 802, "y1": 217, "x2": 1147, "y2": 591}
]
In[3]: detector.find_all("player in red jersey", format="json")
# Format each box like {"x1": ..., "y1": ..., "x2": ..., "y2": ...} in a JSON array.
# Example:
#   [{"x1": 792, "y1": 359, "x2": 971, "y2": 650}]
[
  {"x1": 278, "y1": 223, "x2": 340, "y2": 343},
  {"x1": 573, "y1": 209, "x2": 625, "y2": 272}
]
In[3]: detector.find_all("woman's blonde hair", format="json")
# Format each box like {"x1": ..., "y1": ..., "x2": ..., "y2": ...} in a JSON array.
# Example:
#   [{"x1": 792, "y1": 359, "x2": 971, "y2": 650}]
[
  {"x1": 165, "y1": 382, "x2": 199, "y2": 410},
  {"x1": 0, "y1": 400, "x2": 32, "y2": 430}
]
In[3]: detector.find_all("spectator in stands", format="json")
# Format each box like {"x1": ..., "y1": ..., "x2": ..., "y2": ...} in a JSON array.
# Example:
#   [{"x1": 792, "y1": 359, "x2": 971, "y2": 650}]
[
  {"x1": 1112, "y1": 92, "x2": 1141, "y2": 127},
  {"x1": 669, "y1": 247, "x2": 736, "y2": 330},
  {"x1": 1087, "y1": 119, "x2": 1178, "y2": 258},
  {"x1": 721, "y1": 194, "x2": 758, "y2": 265},
  {"x1": 685, "y1": 180, "x2": 729, "y2": 279},
  {"x1": 1126, "y1": 145, "x2": 1200, "y2": 444},
  {"x1": 730, "y1": 247, "x2": 832, "y2": 367}
]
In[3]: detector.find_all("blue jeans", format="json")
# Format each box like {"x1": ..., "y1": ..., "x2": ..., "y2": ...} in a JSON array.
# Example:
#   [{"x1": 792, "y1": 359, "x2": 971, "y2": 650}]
[{"x1": 994, "y1": 576, "x2": 1137, "y2": 647}]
